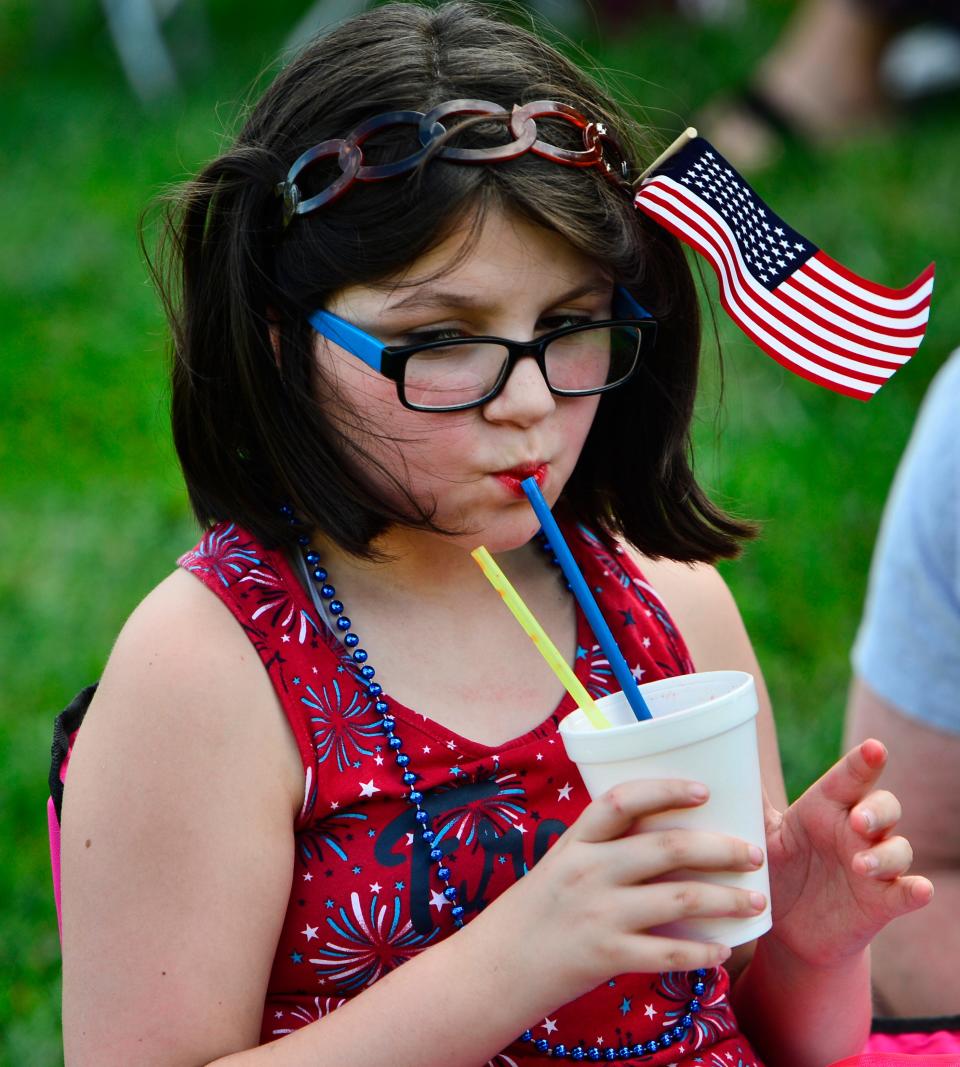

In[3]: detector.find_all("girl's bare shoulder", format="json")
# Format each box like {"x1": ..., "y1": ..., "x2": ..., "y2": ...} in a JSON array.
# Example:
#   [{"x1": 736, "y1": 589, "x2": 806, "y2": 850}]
[
  {"x1": 83, "y1": 566, "x2": 303, "y2": 819},
  {"x1": 61, "y1": 569, "x2": 304, "y2": 1063}
]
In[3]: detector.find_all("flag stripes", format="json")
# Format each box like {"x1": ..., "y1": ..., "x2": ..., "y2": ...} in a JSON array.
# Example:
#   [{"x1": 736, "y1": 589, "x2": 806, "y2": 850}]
[{"x1": 636, "y1": 173, "x2": 934, "y2": 399}]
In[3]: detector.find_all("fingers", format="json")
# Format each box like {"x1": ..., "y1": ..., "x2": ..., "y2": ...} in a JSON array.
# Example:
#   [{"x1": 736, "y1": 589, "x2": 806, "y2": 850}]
[
  {"x1": 625, "y1": 880, "x2": 768, "y2": 930},
  {"x1": 853, "y1": 834, "x2": 913, "y2": 879},
  {"x1": 574, "y1": 780, "x2": 709, "y2": 844},
  {"x1": 819, "y1": 738, "x2": 887, "y2": 808},
  {"x1": 851, "y1": 789, "x2": 902, "y2": 840},
  {"x1": 621, "y1": 934, "x2": 732, "y2": 975},
  {"x1": 863, "y1": 872, "x2": 934, "y2": 924},
  {"x1": 603, "y1": 827, "x2": 765, "y2": 884},
  {"x1": 899, "y1": 875, "x2": 935, "y2": 911}
]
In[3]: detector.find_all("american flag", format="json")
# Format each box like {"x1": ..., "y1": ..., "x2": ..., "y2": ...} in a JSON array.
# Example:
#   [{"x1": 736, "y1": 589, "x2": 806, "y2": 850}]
[{"x1": 634, "y1": 136, "x2": 935, "y2": 400}]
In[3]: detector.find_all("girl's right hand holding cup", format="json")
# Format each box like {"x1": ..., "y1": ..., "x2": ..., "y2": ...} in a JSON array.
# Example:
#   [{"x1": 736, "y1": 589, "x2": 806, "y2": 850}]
[{"x1": 479, "y1": 779, "x2": 766, "y2": 1007}]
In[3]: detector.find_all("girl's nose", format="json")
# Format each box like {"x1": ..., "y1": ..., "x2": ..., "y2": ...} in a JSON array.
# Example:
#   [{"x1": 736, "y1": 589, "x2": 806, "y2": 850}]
[{"x1": 481, "y1": 355, "x2": 556, "y2": 427}]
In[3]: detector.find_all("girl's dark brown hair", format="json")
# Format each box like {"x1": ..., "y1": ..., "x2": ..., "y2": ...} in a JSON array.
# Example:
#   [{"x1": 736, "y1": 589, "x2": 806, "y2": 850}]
[{"x1": 152, "y1": 0, "x2": 755, "y2": 561}]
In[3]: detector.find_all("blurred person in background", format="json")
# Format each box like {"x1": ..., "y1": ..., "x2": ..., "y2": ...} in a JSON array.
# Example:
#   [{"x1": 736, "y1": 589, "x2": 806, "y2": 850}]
[
  {"x1": 698, "y1": 0, "x2": 960, "y2": 169},
  {"x1": 846, "y1": 349, "x2": 960, "y2": 1049}
]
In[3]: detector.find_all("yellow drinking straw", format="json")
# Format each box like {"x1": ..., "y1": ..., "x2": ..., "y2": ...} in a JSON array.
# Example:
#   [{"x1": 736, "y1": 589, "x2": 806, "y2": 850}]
[{"x1": 471, "y1": 546, "x2": 611, "y2": 730}]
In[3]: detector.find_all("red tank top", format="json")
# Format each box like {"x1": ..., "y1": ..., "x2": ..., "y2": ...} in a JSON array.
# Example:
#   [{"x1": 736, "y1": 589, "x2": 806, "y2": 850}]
[{"x1": 179, "y1": 520, "x2": 764, "y2": 1066}]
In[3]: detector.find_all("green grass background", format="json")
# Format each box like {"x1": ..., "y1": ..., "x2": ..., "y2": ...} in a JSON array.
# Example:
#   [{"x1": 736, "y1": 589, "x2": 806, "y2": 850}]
[{"x1": 1, "y1": 1, "x2": 956, "y2": 1061}]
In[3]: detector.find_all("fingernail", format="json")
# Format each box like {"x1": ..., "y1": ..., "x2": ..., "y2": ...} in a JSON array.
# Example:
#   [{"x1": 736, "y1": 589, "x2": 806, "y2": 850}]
[
  {"x1": 858, "y1": 853, "x2": 878, "y2": 873},
  {"x1": 859, "y1": 809, "x2": 875, "y2": 832},
  {"x1": 716, "y1": 945, "x2": 732, "y2": 964},
  {"x1": 749, "y1": 892, "x2": 766, "y2": 911},
  {"x1": 689, "y1": 784, "x2": 709, "y2": 801},
  {"x1": 748, "y1": 845, "x2": 764, "y2": 866}
]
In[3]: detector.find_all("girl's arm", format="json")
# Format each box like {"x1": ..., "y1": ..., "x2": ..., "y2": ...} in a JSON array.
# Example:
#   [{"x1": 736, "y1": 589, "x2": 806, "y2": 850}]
[
  {"x1": 637, "y1": 558, "x2": 932, "y2": 1067},
  {"x1": 62, "y1": 571, "x2": 554, "y2": 1067},
  {"x1": 632, "y1": 555, "x2": 787, "y2": 984},
  {"x1": 63, "y1": 569, "x2": 748, "y2": 1067}
]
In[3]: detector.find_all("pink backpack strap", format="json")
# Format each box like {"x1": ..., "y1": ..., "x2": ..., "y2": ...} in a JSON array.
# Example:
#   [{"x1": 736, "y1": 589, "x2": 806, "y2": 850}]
[
  {"x1": 48, "y1": 683, "x2": 98, "y2": 942},
  {"x1": 830, "y1": 1056, "x2": 960, "y2": 1066}
]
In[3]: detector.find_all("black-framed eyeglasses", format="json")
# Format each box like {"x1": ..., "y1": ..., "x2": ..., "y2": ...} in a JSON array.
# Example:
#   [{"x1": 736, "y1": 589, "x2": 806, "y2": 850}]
[{"x1": 307, "y1": 286, "x2": 658, "y2": 412}]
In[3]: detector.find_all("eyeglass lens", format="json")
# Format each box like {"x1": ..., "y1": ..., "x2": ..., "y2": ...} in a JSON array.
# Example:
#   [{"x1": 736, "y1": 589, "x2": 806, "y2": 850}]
[{"x1": 402, "y1": 324, "x2": 642, "y2": 410}]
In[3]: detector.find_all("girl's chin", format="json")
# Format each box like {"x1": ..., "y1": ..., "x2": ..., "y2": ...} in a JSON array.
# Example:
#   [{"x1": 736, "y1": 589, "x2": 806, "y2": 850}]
[{"x1": 458, "y1": 511, "x2": 545, "y2": 556}]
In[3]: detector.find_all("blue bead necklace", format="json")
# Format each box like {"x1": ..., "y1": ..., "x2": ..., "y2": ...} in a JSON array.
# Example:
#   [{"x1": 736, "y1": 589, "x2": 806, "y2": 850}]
[{"x1": 281, "y1": 504, "x2": 707, "y2": 1061}]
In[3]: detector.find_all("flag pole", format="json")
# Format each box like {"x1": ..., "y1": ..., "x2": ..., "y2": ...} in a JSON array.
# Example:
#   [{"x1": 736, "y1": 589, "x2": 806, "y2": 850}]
[{"x1": 634, "y1": 126, "x2": 698, "y2": 186}]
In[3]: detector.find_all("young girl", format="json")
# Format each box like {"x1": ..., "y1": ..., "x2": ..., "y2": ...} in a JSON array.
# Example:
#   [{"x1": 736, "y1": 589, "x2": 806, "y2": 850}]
[{"x1": 58, "y1": 4, "x2": 933, "y2": 1065}]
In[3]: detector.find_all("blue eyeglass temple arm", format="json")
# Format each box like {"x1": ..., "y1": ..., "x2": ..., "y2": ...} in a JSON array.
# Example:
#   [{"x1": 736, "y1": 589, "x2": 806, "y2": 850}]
[
  {"x1": 612, "y1": 286, "x2": 653, "y2": 320},
  {"x1": 307, "y1": 285, "x2": 653, "y2": 375},
  {"x1": 307, "y1": 309, "x2": 387, "y2": 372}
]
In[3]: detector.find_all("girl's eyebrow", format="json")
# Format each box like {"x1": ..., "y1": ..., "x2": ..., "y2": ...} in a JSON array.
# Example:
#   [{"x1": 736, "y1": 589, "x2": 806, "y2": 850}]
[{"x1": 383, "y1": 278, "x2": 614, "y2": 314}]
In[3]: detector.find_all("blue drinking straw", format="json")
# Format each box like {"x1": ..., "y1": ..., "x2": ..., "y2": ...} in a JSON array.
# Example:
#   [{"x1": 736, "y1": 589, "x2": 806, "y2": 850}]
[{"x1": 522, "y1": 477, "x2": 653, "y2": 722}]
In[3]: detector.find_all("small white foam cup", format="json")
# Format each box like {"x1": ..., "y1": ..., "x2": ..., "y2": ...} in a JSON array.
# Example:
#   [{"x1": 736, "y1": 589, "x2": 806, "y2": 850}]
[{"x1": 558, "y1": 670, "x2": 770, "y2": 947}]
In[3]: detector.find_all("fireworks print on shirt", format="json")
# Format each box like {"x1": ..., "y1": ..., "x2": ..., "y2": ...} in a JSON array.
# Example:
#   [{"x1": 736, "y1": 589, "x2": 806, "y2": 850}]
[
  {"x1": 584, "y1": 643, "x2": 615, "y2": 697},
  {"x1": 180, "y1": 523, "x2": 261, "y2": 587},
  {"x1": 298, "y1": 808, "x2": 369, "y2": 866},
  {"x1": 431, "y1": 768, "x2": 527, "y2": 850},
  {"x1": 240, "y1": 564, "x2": 322, "y2": 646},
  {"x1": 271, "y1": 996, "x2": 347, "y2": 1037},
  {"x1": 302, "y1": 679, "x2": 382, "y2": 771},
  {"x1": 309, "y1": 890, "x2": 439, "y2": 992},
  {"x1": 656, "y1": 969, "x2": 736, "y2": 1050}
]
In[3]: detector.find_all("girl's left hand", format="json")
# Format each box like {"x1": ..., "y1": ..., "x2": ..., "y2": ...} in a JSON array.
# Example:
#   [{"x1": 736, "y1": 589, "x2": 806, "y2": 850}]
[{"x1": 763, "y1": 738, "x2": 934, "y2": 967}]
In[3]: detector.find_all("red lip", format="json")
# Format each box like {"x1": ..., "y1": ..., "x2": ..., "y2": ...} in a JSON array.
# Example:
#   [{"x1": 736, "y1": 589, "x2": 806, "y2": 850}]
[{"x1": 491, "y1": 463, "x2": 548, "y2": 498}]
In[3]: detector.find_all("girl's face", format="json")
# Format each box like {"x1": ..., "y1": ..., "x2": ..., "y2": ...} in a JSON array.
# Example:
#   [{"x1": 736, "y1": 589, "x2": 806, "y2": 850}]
[{"x1": 318, "y1": 206, "x2": 613, "y2": 554}]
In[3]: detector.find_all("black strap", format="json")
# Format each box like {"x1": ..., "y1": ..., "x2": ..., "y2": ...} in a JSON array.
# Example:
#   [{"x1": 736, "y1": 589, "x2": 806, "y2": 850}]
[
  {"x1": 872, "y1": 1014, "x2": 960, "y2": 1034},
  {"x1": 49, "y1": 683, "x2": 99, "y2": 821}
]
